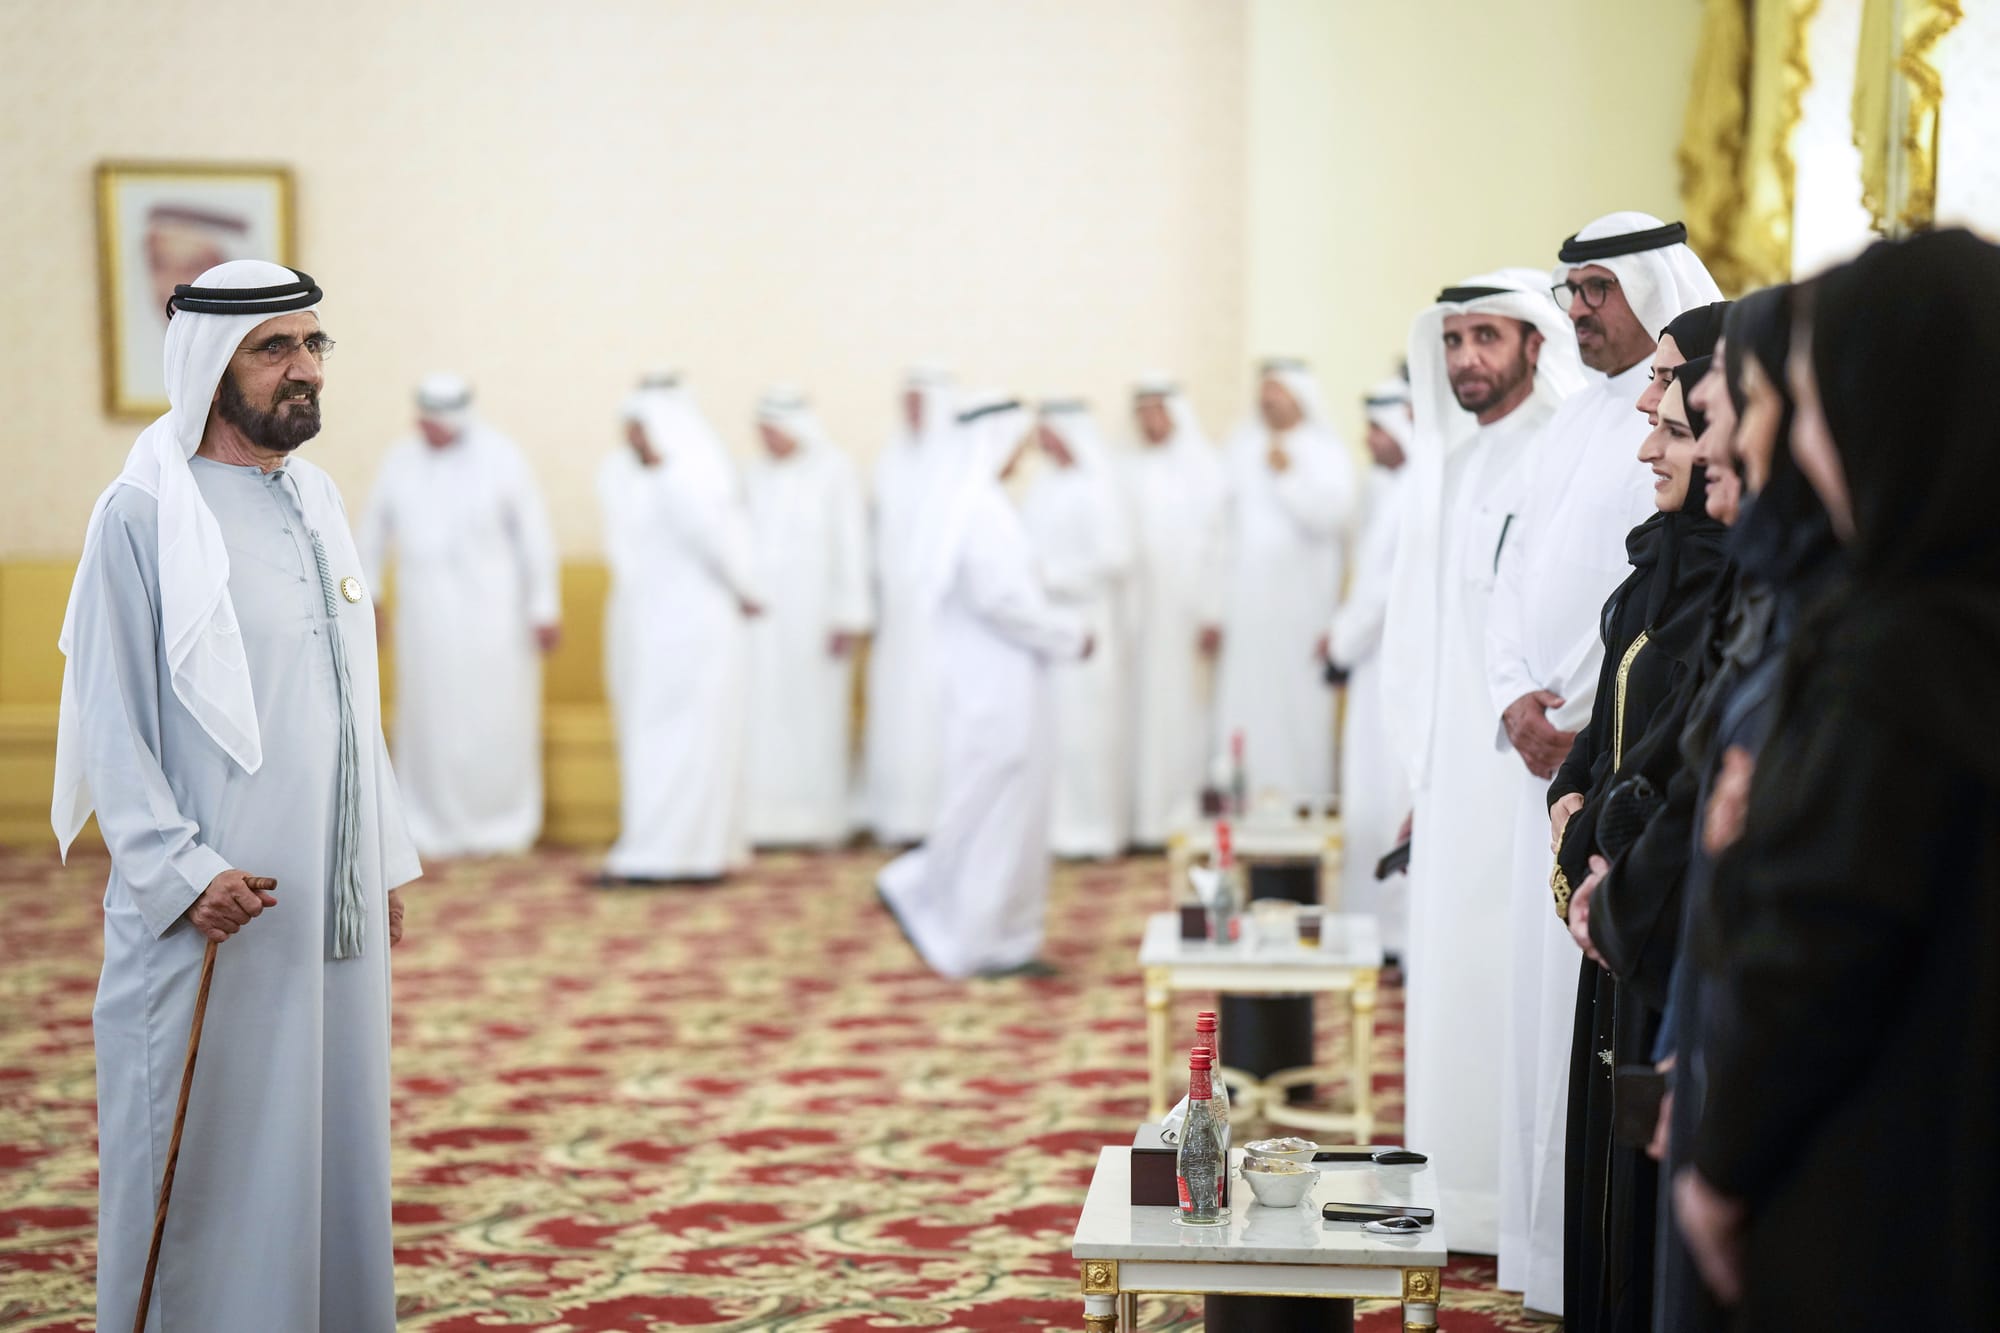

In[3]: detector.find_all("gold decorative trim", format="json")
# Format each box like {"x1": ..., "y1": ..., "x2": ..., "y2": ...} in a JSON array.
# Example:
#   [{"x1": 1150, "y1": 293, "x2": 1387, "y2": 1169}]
[
  {"x1": 1551, "y1": 821, "x2": 1573, "y2": 922},
  {"x1": 1084, "y1": 1314, "x2": 1118, "y2": 1333},
  {"x1": 1854, "y1": 0, "x2": 1966, "y2": 234},
  {"x1": 1612, "y1": 630, "x2": 1650, "y2": 772},
  {"x1": 1403, "y1": 1267, "x2": 1441, "y2": 1303},
  {"x1": 1081, "y1": 1259, "x2": 1119, "y2": 1295}
]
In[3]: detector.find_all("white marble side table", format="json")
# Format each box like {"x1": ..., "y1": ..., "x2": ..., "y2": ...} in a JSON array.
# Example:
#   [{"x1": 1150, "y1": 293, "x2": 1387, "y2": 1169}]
[
  {"x1": 1138, "y1": 912, "x2": 1383, "y2": 1140},
  {"x1": 1072, "y1": 1146, "x2": 1446, "y2": 1331}
]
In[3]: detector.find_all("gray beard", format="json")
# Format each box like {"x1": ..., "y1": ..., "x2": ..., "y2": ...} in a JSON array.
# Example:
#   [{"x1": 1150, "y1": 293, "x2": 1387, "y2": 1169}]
[{"x1": 216, "y1": 371, "x2": 321, "y2": 453}]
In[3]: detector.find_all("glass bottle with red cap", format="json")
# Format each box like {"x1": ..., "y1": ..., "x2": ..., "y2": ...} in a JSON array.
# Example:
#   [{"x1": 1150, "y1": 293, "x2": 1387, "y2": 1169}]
[{"x1": 1175, "y1": 1048, "x2": 1226, "y2": 1223}]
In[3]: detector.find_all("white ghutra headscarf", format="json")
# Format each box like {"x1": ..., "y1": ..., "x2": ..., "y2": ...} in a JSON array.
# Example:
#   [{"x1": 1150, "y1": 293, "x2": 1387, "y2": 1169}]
[{"x1": 53, "y1": 260, "x2": 322, "y2": 856}]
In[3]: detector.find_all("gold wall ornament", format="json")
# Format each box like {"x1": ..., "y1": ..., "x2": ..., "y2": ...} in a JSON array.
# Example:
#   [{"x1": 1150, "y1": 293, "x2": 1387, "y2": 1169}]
[
  {"x1": 1081, "y1": 1259, "x2": 1119, "y2": 1294},
  {"x1": 1853, "y1": 0, "x2": 1965, "y2": 235},
  {"x1": 1678, "y1": 0, "x2": 1820, "y2": 293}
]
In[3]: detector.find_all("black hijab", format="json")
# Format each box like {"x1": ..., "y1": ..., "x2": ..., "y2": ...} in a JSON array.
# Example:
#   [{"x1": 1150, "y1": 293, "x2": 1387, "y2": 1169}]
[
  {"x1": 1799, "y1": 229, "x2": 2000, "y2": 779},
  {"x1": 1613, "y1": 354, "x2": 1732, "y2": 665},
  {"x1": 1660, "y1": 300, "x2": 1732, "y2": 361}
]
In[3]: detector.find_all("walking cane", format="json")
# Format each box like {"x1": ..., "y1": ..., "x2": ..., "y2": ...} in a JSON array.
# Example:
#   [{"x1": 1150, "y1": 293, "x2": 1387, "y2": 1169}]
[{"x1": 131, "y1": 935, "x2": 221, "y2": 1333}]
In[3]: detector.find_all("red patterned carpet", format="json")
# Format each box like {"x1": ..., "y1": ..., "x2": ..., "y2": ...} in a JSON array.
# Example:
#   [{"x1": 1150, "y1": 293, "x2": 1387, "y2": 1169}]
[{"x1": 0, "y1": 846, "x2": 1544, "y2": 1331}]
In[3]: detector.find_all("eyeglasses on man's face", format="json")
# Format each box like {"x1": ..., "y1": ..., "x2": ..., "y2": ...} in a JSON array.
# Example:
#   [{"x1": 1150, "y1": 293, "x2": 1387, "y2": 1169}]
[
  {"x1": 237, "y1": 332, "x2": 336, "y2": 366},
  {"x1": 1551, "y1": 277, "x2": 1620, "y2": 311}
]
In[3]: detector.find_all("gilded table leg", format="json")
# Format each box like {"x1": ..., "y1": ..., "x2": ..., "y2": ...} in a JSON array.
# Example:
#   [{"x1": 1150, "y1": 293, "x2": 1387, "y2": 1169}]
[
  {"x1": 1081, "y1": 1259, "x2": 1120, "y2": 1332},
  {"x1": 1402, "y1": 1266, "x2": 1440, "y2": 1330},
  {"x1": 1166, "y1": 833, "x2": 1189, "y2": 907},
  {"x1": 1144, "y1": 968, "x2": 1171, "y2": 1121},
  {"x1": 1352, "y1": 967, "x2": 1378, "y2": 1142}
]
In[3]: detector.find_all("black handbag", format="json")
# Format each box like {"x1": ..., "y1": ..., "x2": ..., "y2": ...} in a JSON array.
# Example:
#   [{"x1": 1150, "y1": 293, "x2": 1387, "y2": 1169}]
[{"x1": 1594, "y1": 774, "x2": 1664, "y2": 860}]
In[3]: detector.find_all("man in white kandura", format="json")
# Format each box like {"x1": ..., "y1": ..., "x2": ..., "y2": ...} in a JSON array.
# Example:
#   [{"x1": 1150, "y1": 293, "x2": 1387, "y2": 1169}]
[
  {"x1": 864, "y1": 366, "x2": 955, "y2": 844},
  {"x1": 358, "y1": 372, "x2": 559, "y2": 858},
  {"x1": 1486, "y1": 215, "x2": 1719, "y2": 1315},
  {"x1": 1379, "y1": 271, "x2": 1584, "y2": 1260},
  {"x1": 1214, "y1": 359, "x2": 1357, "y2": 799},
  {"x1": 1325, "y1": 376, "x2": 1414, "y2": 948},
  {"x1": 1021, "y1": 399, "x2": 1134, "y2": 858},
  {"x1": 877, "y1": 394, "x2": 1092, "y2": 979},
  {"x1": 599, "y1": 374, "x2": 763, "y2": 882},
  {"x1": 1122, "y1": 375, "x2": 1226, "y2": 847},
  {"x1": 58, "y1": 261, "x2": 419, "y2": 1332},
  {"x1": 743, "y1": 387, "x2": 873, "y2": 848}
]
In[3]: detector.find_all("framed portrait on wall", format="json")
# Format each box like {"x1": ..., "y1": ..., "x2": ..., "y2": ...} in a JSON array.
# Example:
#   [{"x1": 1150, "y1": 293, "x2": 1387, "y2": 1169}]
[{"x1": 95, "y1": 161, "x2": 297, "y2": 418}]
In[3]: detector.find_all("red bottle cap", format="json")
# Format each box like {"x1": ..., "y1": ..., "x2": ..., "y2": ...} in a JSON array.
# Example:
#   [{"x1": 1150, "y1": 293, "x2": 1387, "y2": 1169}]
[
  {"x1": 1188, "y1": 1050, "x2": 1212, "y2": 1070},
  {"x1": 1231, "y1": 730, "x2": 1244, "y2": 758},
  {"x1": 1196, "y1": 1011, "x2": 1217, "y2": 1031}
]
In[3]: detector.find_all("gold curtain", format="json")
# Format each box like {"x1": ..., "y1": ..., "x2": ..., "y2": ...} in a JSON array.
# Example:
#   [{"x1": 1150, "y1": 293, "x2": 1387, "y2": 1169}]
[
  {"x1": 1852, "y1": 0, "x2": 1964, "y2": 235},
  {"x1": 1678, "y1": 0, "x2": 1820, "y2": 294}
]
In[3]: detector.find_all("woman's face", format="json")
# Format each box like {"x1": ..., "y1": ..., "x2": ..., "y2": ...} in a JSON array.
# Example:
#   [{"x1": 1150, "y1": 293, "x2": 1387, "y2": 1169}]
[
  {"x1": 1734, "y1": 356, "x2": 1784, "y2": 495},
  {"x1": 1635, "y1": 332, "x2": 1685, "y2": 426},
  {"x1": 1687, "y1": 344, "x2": 1740, "y2": 523},
  {"x1": 1785, "y1": 320, "x2": 1856, "y2": 542},
  {"x1": 1636, "y1": 378, "x2": 1698, "y2": 512}
]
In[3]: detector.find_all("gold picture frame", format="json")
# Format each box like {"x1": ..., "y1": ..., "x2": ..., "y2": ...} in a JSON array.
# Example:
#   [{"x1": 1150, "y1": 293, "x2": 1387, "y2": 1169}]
[{"x1": 95, "y1": 161, "x2": 298, "y2": 418}]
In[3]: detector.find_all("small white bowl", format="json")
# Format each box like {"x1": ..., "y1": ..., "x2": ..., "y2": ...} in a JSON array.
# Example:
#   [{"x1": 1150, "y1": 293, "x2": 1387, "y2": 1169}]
[
  {"x1": 1242, "y1": 1162, "x2": 1316, "y2": 1207},
  {"x1": 1243, "y1": 1137, "x2": 1318, "y2": 1166}
]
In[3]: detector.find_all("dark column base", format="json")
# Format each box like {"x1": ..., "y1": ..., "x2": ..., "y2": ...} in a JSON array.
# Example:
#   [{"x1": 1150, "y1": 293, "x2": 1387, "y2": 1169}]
[{"x1": 1204, "y1": 1294, "x2": 1354, "y2": 1332}]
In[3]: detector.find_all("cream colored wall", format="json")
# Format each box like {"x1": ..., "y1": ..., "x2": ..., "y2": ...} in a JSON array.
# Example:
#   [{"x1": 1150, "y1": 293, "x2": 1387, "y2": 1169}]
[
  {"x1": 0, "y1": 0, "x2": 1245, "y2": 556},
  {"x1": 1245, "y1": 0, "x2": 1700, "y2": 431},
  {"x1": 2, "y1": 1, "x2": 1700, "y2": 558}
]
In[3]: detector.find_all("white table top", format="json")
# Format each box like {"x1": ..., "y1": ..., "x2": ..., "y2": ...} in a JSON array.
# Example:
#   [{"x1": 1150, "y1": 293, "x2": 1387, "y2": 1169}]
[
  {"x1": 1139, "y1": 912, "x2": 1383, "y2": 972},
  {"x1": 1073, "y1": 1146, "x2": 1447, "y2": 1267}
]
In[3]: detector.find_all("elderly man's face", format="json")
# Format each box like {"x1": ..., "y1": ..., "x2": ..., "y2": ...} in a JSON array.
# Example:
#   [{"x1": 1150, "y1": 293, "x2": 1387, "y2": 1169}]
[
  {"x1": 214, "y1": 311, "x2": 325, "y2": 453},
  {"x1": 759, "y1": 422, "x2": 800, "y2": 459},
  {"x1": 418, "y1": 417, "x2": 460, "y2": 448},
  {"x1": 1135, "y1": 397, "x2": 1173, "y2": 446},
  {"x1": 1563, "y1": 264, "x2": 1654, "y2": 375},
  {"x1": 903, "y1": 389, "x2": 925, "y2": 433},
  {"x1": 1258, "y1": 377, "x2": 1303, "y2": 431}
]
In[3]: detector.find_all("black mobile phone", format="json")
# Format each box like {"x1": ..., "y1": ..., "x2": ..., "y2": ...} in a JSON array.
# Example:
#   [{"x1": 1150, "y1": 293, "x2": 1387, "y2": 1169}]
[
  {"x1": 1311, "y1": 1147, "x2": 1429, "y2": 1165},
  {"x1": 1322, "y1": 1202, "x2": 1435, "y2": 1223}
]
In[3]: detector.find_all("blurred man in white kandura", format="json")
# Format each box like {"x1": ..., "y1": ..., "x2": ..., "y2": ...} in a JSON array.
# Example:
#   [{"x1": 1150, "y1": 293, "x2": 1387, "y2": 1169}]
[
  {"x1": 1021, "y1": 399, "x2": 1133, "y2": 858},
  {"x1": 599, "y1": 373, "x2": 762, "y2": 882},
  {"x1": 1123, "y1": 375, "x2": 1225, "y2": 848},
  {"x1": 1324, "y1": 375, "x2": 1414, "y2": 951},
  {"x1": 359, "y1": 373, "x2": 559, "y2": 858},
  {"x1": 864, "y1": 366, "x2": 955, "y2": 844},
  {"x1": 877, "y1": 394, "x2": 1091, "y2": 978},
  {"x1": 743, "y1": 387, "x2": 873, "y2": 848},
  {"x1": 1214, "y1": 358, "x2": 1357, "y2": 799},
  {"x1": 1379, "y1": 272, "x2": 1584, "y2": 1260}
]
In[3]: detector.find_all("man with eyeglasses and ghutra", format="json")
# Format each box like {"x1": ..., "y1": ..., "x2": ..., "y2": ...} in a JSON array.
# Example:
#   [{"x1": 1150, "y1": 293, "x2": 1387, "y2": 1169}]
[
  {"x1": 1479, "y1": 214, "x2": 1720, "y2": 1324},
  {"x1": 54, "y1": 260, "x2": 420, "y2": 1332}
]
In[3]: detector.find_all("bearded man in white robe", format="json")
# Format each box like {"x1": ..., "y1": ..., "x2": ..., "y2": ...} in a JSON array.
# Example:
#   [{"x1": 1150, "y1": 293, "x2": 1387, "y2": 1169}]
[
  {"x1": 1213, "y1": 360, "x2": 1358, "y2": 799},
  {"x1": 1326, "y1": 376, "x2": 1414, "y2": 945},
  {"x1": 358, "y1": 373, "x2": 559, "y2": 858},
  {"x1": 877, "y1": 394, "x2": 1091, "y2": 979},
  {"x1": 1483, "y1": 215, "x2": 1720, "y2": 1315},
  {"x1": 1379, "y1": 272, "x2": 1584, "y2": 1260},
  {"x1": 1123, "y1": 376, "x2": 1226, "y2": 847},
  {"x1": 58, "y1": 261, "x2": 420, "y2": 1332},
  {"x1": 599, "y1": 375, "x2": 763, "y2": 881},
  {"x1": 1021, "y1": 399, "x2": 1134, "y2": 858},
  {"x1": 743, "y1": 388, "x2": 873, "y2": 847},
  {"x1": 864, "y1": 367, "x2": 955, "y2": 843}
]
